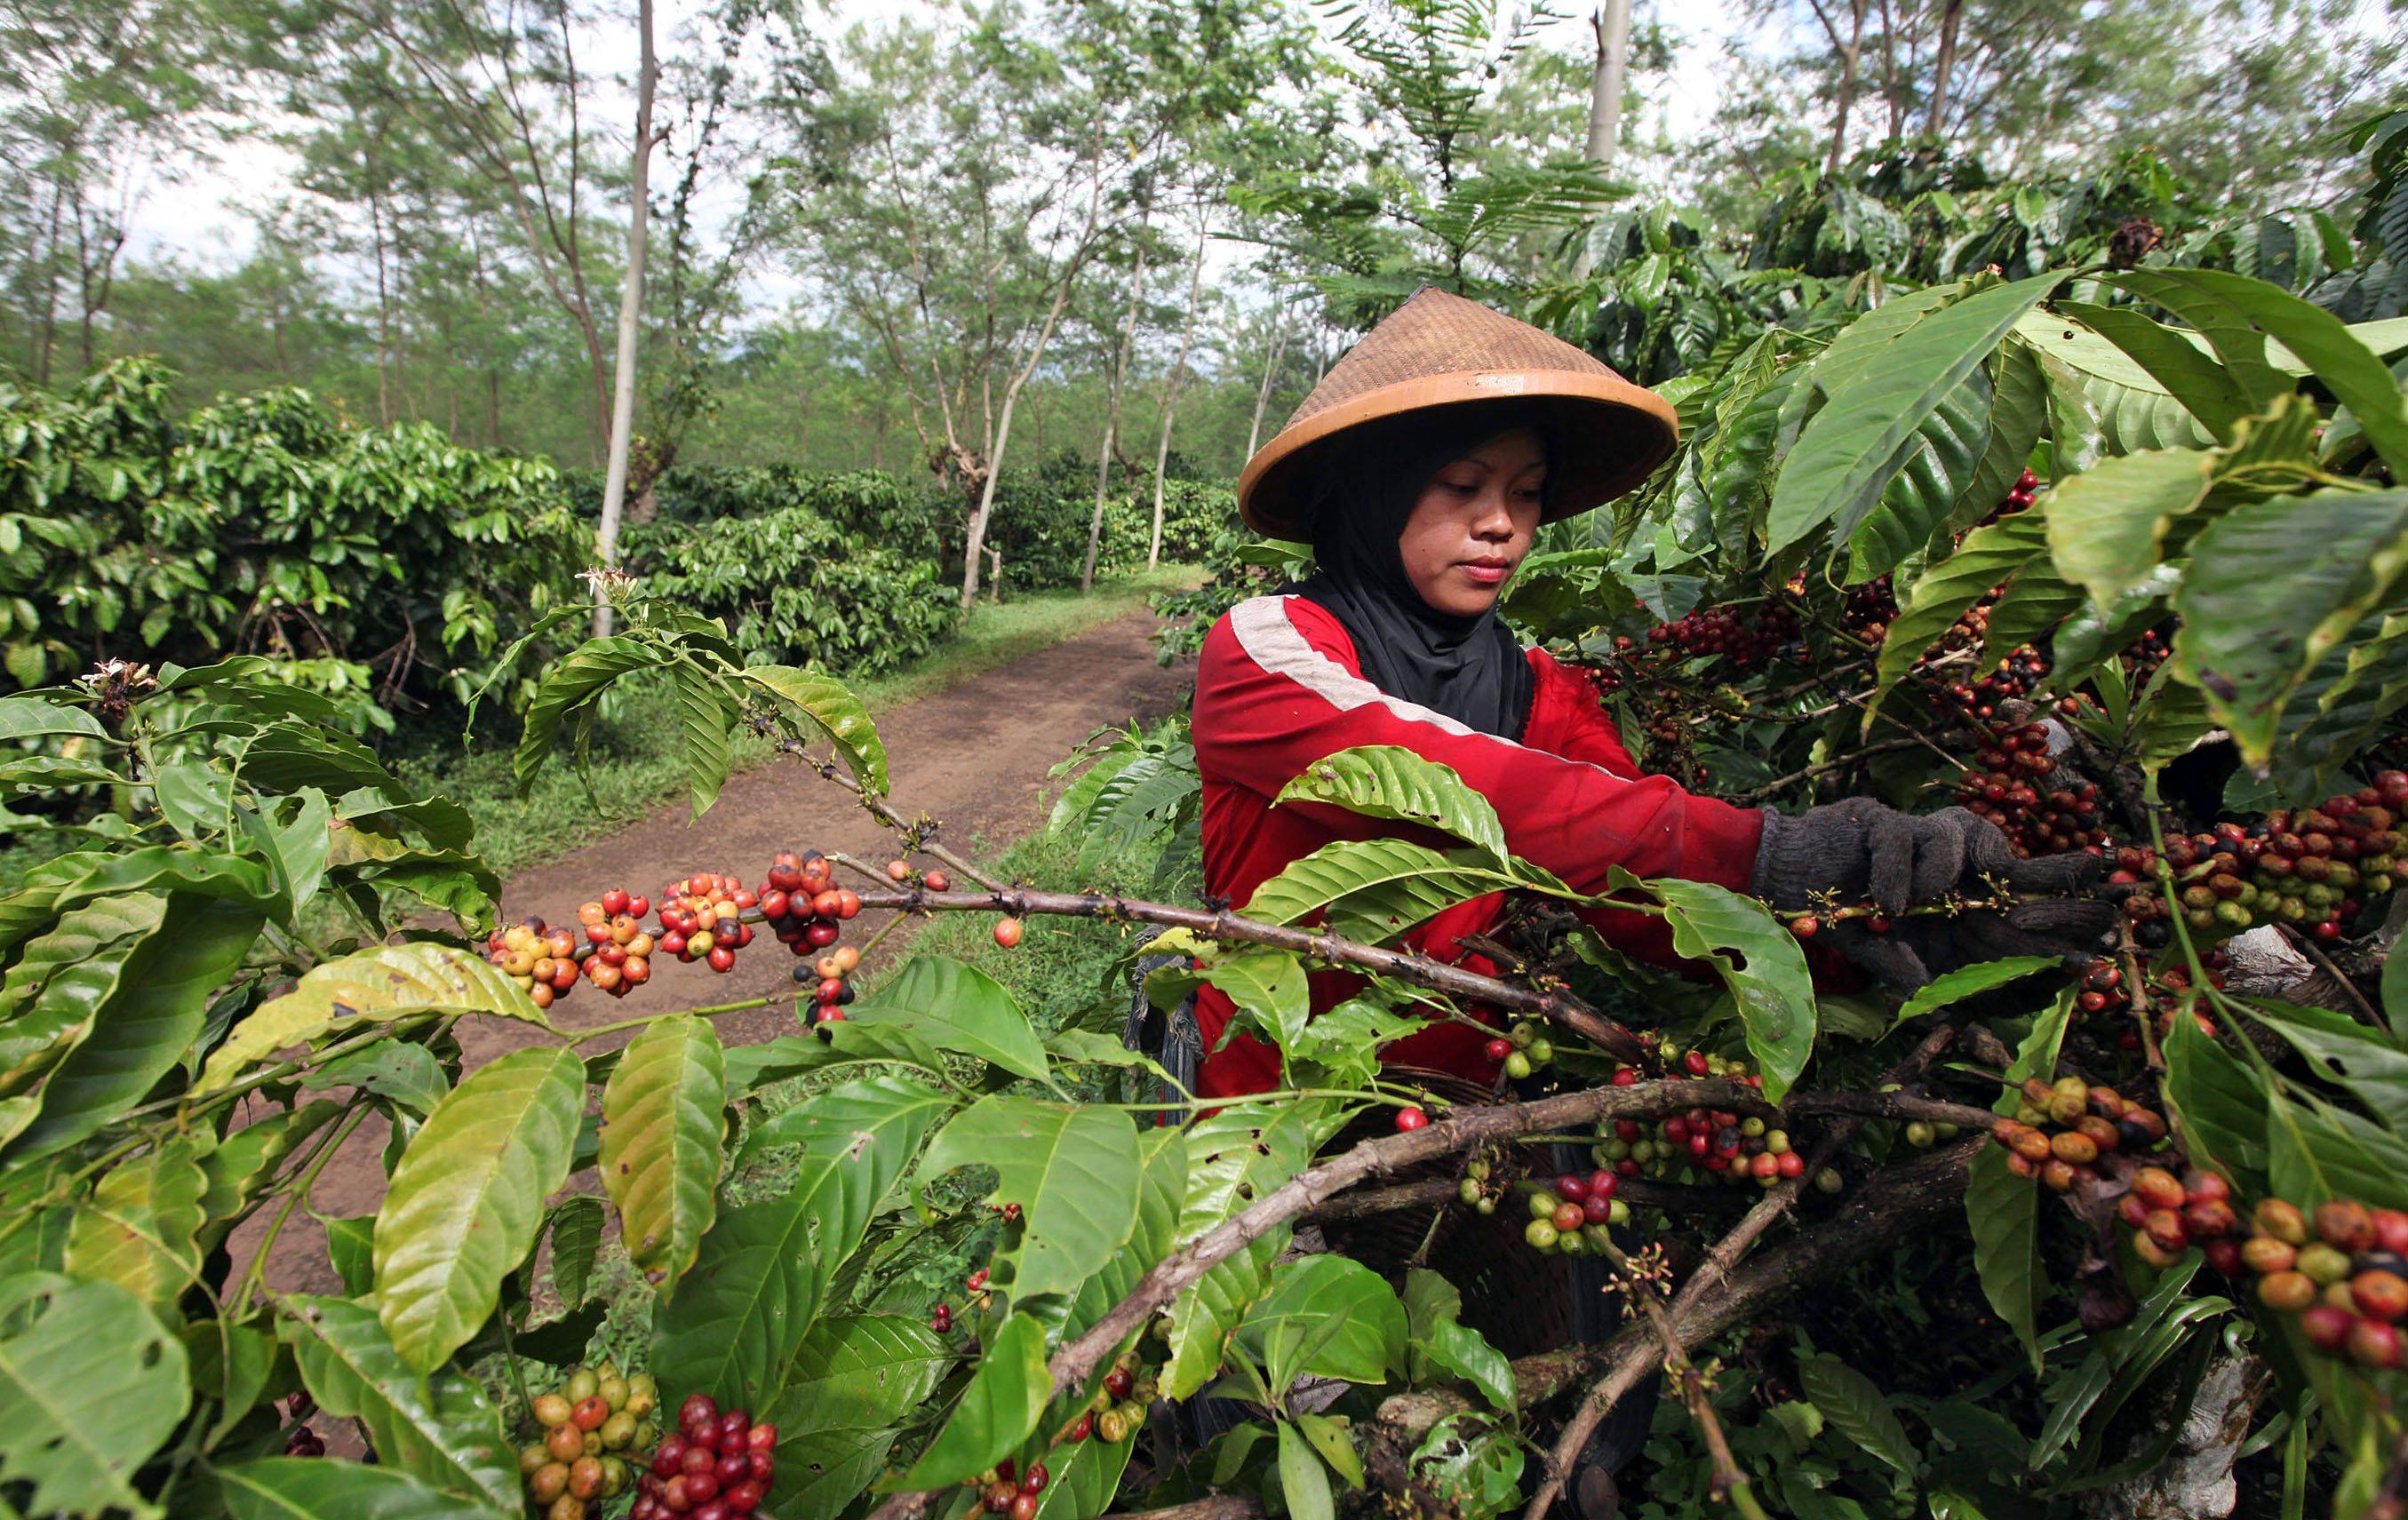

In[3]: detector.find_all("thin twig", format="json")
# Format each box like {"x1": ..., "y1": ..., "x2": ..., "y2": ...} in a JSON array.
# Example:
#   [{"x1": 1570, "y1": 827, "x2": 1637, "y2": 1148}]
[{"x1": 2279, "y1": 923, "x2": 2385, "y2": 1028}]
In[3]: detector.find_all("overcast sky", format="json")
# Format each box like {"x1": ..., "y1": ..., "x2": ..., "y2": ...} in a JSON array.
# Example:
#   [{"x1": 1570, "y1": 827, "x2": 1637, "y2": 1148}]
[{"x1": 120, "y1": 0, "x2": 1748, "y2": 275}]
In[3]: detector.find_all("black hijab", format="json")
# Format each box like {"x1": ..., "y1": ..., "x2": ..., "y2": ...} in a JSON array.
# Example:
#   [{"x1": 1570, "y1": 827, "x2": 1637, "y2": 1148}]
[{"x1": 1288, "y1": 402, "x2": 1552, "y2": 740}]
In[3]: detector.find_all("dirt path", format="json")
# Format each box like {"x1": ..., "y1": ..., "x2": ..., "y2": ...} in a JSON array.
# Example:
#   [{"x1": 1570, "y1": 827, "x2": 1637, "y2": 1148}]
[{"x1": 246, "y1": 609, "x2": 1192, "y2": 1296}]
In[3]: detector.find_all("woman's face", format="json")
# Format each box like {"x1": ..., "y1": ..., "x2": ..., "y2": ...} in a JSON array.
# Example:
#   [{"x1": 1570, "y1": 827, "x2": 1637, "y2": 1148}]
[{"x1": 1397, "y1": 426, "x2": 1547, "y2": 617}]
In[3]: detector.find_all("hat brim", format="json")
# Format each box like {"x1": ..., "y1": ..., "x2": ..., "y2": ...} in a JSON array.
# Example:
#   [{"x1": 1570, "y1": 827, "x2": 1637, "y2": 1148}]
[{"x1": 1236, "y1": 369, "x2": 1680, "y2": 541}]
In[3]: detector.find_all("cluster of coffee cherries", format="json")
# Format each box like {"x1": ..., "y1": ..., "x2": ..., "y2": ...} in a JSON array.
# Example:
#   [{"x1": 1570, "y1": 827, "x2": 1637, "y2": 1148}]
[
  {"x1": 2069, "y1": 952, "x2": 2233, "y2": 1049},
  {"x1": 281, "y1": 1392, "x2": 322, "y2": 1458},
  {"x1": 1517, "y1": 1166, "x2": 1631, "y2": 1255},
  {"x1": 930, "y1": 1262, "x2": 994, "y2": 1335},
  {"x1": 2116, "y1": 1166, "x2": 2240, "y2": 1270},
  {"x1": 1589, "y1": 1048, "x2": 1824, "y2": 1193},
  {"x1": 1483, "y1": 1020, "x2": 1559, "y2": 1080},
  {"x1": 1081, "y1": 1357, "x2": 1153, "y2": 1447},
  {"x1": 1940, "y1": 646, "x2": 2052, "y2": 724},
  {"x1": 2109, "y1": 777, "x2": 2408, "y2": 946},
  {"x1": 1989, "y1": 1076, "x2": 2168, "y2": 1192},
  {"x1": 760, "y1": 851, "x2": 865, "y2": 1024},
  {"x1": 518, "y1": 1363, "x2": 659, "y2": 1520},
  {"x1": 629, "y1": 1392, "x2": 775, "y2": 1520},
  {"x1": 1643, "y1": 598, "x2": 1801, "y2": 671},
  {"x1": 2125, "y1": 627, "x2": 2172, "y2": 681},
  {"x1": 2227, "y1": 1195, "x2": 2408, "y2": 1369},
  {"x1": 1978, "y1": 468, "x2": 2043, "y2": 526},
  {"x1": 1839, "y1": 576, "x2": 1902, "y2": 647},
  {"x1": 968, "y1": 1457, "x2": 1054, "y2": 1520},
  {"x1": 1955, "y1": 720, "x2": 2108, "y2": 857},
  {"x1": 654, "y1": 873, "x2": 760, "y2": 975},
  {"x1": 578, "y1": 889, "x2": 659, "y2": 998},
  {"x1": 487, "y1": 918, "x2": 591, "y2": 1011}
]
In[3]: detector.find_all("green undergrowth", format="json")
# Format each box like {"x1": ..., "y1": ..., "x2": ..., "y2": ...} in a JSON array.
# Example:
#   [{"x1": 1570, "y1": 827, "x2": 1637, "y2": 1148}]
[{"x1": 397, "y1": 566, "x2": 1201, "y2": 879}]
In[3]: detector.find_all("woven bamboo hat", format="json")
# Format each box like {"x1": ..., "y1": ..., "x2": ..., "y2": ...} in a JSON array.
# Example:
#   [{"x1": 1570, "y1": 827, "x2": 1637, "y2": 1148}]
[{"x1": 1237, "y1": 286, "x2": 1678, "y2": 540}]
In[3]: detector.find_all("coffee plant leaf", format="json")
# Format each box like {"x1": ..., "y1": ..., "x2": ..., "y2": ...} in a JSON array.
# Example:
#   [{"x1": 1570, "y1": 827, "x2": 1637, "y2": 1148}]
[
  {"x1": 672, "y1": 673, "x2": 738, "y2": 821},
  {"x1": 1244, "y1": 838, "x2": 1528, "y2": 944},
  {"x1": 844, "y1": 956, "x2": 1053, "y2": 1088},
  {"x1": 236, "y1": 724, "x2": 406, "y2": 800},
  {"x1": 1068, "y1": 749, "x2": 1200, "y2": 873},
  {"x1": 544, "y1": 1197, "x2": 605, "y2": 1309},
  {"x1": 63, "y1": 1133, "x2": 207, "y2": 1314},
  {"x1": 599, "y1": 1013, "x2": 725, "y2": 1293},
  {"x1": 0, "y1": 1274, "x2": 188, "y2": 1520},
  {"x1": 2016, "y1": 308, "x2": 2218, "y2": 458},
  {"x1": 1892, "y1": 957, "x2": 2059, "y2": 1028},
  {"x1": 1278, "y1": 1419, "x2": 1337, "y2": 1520},
  {"x1": 2050, "y1": 299, "x2": 2259, "y2": 439},
  {"x1": 2027, "y1": 1261, "x2": 2209, "y2": 1471},
  {"x1": 0, "y1": 890, "x2": 164, "y2": 1089},
  {"x1": 1298, "y1": 1413, "x2": 1365, "y2": 1489},
  {"x1": 2267, "y1": 1091, "x2": 2408, "y2": 1214},
  {"x1": 894, "y1": 1311, "x2": 1050, "y2": 1487},
  {"x1": 10, "y1": 895, "x2": 262, "y2": 1161},
  {"x1": 653, "y1": 1075, "x2": 947, "y2": 1408},
  {"x1": 0, "y1": 695, "x2": 102, "y2": 744},
  {"x1": 2245, "y1": 1000, "x2": 2408, "y2": 1132},
  {"x1": 2105, "y1": 269, "x2": 2408, "y2": 479},
  {"x1": 1844, "y1": 362, "x2": 1994, "y2": 584},
  {"x1": 1797, "y1": 1354, "x2": 1918, "y2": 1482},
  {"x1": 1162, "y1": 1099, "x2": 1336, "y2": 1398},
  {"x1": 1978, "y1": 561, "x2": 2085, "y2": 678},
  {"x1": 757, "y1": 1315, "x2": 953, "y2": 1517},
  {"x1": 278, "y1": 1295, "x2": 518, "y2": 1509},
  {"x1": 1965, "y1": 1145, "x2": 2043, "y2": 1374},
  {"x1": 2159, "y1": 1008, "x2": 2271, "y2": 1190},
  {"x1": 921, "y1": 1094, "x2": 1144, "y2": 1301},
  {"x1": 1064, "y1": 1126, "x2": 1187, "y2": 1343},
  {"x1": 1769, "y1": 274, "x2": 2061, "y2": 556},
  {"x1": 1939, "y1": 341, "x2": 2050, "y2": 545},
  {"x1": 372, "y1": 1046, "x2": 584, "y2": 1373},
  {"x1": 1029, "y1": 1415, "x2": 1139, "y2": 1520},
  {"x1": 1238, "y1": 1253, "x2": 1407, "y2": 1388},
  {"x1": 741, "y1": 664, "x2": 889, "y2": 796},
  {"x1": 2041, "y1": 449, "x2": 2216, "y2": 609},
  {"x1": 1143, "y1": 941, "x2": 1309, "y2": 1058},
  {"x1": 1631, "y1": 876, "x2": 1816, "y2": 1102},
  {"x1": 4, "y1": 848, "x2": 279, "y2": 948},
  {"x1": 301, "y1": 1041, "x2": 450, "y2": 1117},
  {"x1": 216, "y1": 1456, "x2": 500, "y2": 1520},
  {"x1": 2263, "y1": 608, "x2": 2408, "y2": 803},
  {"x1": 1402, "y1": 1268, "x2": 1512, "y2": 1412},
  {"x1": 2174, "y1": 486, "x2": 2408, "y2": 761},
  {"x1": 512, "y1": 635, "x2": 654, "y2": 796},
  {"x1": 1274, "y1": 745, "x2": 1510, "y2": 863},
  {"x1": 1870, "y1": 509, "x2": 2049, "y2": 713},
  {"x1": 200, "y1": 944, "x2": 552, "y2": 1095}
]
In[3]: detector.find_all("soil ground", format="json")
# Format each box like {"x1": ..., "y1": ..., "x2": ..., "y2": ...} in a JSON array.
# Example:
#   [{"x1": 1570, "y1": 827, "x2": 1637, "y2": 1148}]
[{"x1": 239, "y1": 609, "x2": 1192, "y2": 1297}]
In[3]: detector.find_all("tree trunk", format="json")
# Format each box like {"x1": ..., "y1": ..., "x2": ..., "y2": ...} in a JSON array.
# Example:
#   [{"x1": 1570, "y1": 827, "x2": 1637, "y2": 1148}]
[
  {"x1": 1823, "y1": 0, "x2": 1867, "y2": 175},
  {"x1": 1926, "y1": 0, "x2": 1964, "y2": 137},
  {"x1": 1147, "y1": 227, "x2": 1208, "y2": 570},
  {"x1": 1575, "y1": 0, "x2": 1633, "y2": 279},
  {"x1": 594, "y1": 0, "x2": 659, "y2": 638},
  {"x1": 1081, "y1": 238, "x2": 1150, "y2": 591},
  {"x1": 370, "y1": 186, "x2": 395, "y2": 426},
  {"x1": 1244, "y1": 302, "x2": 1291, "y2": 460}
]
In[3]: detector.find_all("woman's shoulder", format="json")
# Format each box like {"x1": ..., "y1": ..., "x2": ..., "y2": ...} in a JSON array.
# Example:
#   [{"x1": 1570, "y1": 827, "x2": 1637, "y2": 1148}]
[{"x1": 1201, "y1": 593, "x2": 1360, "y2": 672}]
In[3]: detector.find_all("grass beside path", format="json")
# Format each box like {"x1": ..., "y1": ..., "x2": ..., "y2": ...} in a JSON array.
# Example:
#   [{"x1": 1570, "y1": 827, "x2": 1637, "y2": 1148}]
[{"x1": 402, "y1": 565, "x2": 1202, "y2": 879}]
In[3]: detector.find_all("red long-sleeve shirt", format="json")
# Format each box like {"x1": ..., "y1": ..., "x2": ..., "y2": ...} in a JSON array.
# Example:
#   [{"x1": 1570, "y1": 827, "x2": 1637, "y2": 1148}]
[{"x1": 1190, "y1": 593, "x2": 1768, "y2": 1098}]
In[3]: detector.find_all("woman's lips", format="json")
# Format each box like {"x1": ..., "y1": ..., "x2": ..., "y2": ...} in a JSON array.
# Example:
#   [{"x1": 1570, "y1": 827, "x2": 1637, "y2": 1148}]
[{"x1": 1459, "y1": 560, "x2": 1511, "y2": 585}]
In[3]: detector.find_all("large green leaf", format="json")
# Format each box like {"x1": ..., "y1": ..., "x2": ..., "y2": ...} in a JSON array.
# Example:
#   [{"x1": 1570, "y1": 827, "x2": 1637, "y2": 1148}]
[
  {"x1": 896, "y1": 1312, "x2": 1050, "y2": 1487},
  {"x1": 545, "y1": 1198, "x2": 605, "y2": 1309},
  {"x1": 599, "y1": 1015, "x2": 724, "y2": 1293},
  {"x1": 1892, "y1": 958, "x2": 2059, "y2": 1027},
  {"x1": 216, "y1": 1457, "x2": 499, "y2": 1520},
  {"x1": 373, "y1": 1046, "x2": 585, "y2": 1373},
  {"x1": 0, "y1": 696, "x2": 104, "y2": 744},
  {"x1": 1273, "y1": 745, "x2": 1509, "y2": 863},
  {"x1": 920, "y1": 1095, "x2": 1143, "y2": 1301},
  {"x1": 762, "y1": 1315, "x2": 953, "y2": 1518},
  {"x1": 278, "y1": 1295, "x2": 517, "y2": 1508},
  {"x1": 1797, "y1": 1355, "x2": 1918, "y2": 1479},
  {"x1": 1402, "y1": 1269, "x2": 1512, "y2": 1412},
  {"x1": 1161, "y1": 1100, "x2": 1336, "y2": 1398},
  {"x1": 1638, "y1": 877, "x2": 1817, "y2": 1102},
  {"x1": 652, "y1": 1075, "x2": 948, "y2": 1408},
  {"x1": 843, "y1": 957, "x2": 1051, "y2": 1086},
  {"x1": 1280, "y1": 1421, "x2": 1337, "y2": 1520},
  {"x1": 2268, "y1": 1092, "x2": 2408, "y2": 1214},
  {"x1": 512, "y1": 636, "x2": 655, "y2": 794},
  {"x1": 0, "y1": 892, "x2": 166, "y2": 1096},
  {"x1": 199, "y1": 944, "x2": 552, "y2": 1094},
  {"x1": 742, "y1": 665, "x2": 889, "y2": 796},
  {"x1": 1244, "y1": 838, "x2": 1535, "y2": 944},
  {"x1": 2019, "y1": 315, "x2": 2212, "y2": 457},
  {"x1": 10, "y1": 895, "x2": 263, "y2": 1160},
  {"x1": 0, "y1": 1273, "x2": 188, "y2": 1519},
  {"x1": 2106, "y1": 268, "x2": 2408, "y2": 480},
  {"x1": 1768, "y1": 274, "x2": 2061, "y2": 555},
  {"x1": 1965, "y1": 1147, "x2": 2042, "y2": 1376},
  {"x1": 2159, "y1": 1009, "x2": 2270, "y2": 1189},
  {"x1": 1063, "y1": 1126, "x2": 1187, "y2": 1343},
  {"x1": 2042, "y1": 450, "x2": 2215, "y2": 609},
  {"x1": 2052, "y1": 299, "x2": 2257, "y2": 439},
  {"x1": 1869, "y1": 510, "x2": 2049, "y2": 712},
  {"x1": 1942, "y1": 340, "x2": 2048, "y2": 538},
  {"x1": 1237, "y1": 1254, "x2": 1406, "y2": 1388},
  {"x1": 1845, "y1": 363, "x2": 1994, "y2": 583},
  {"x1": 2173, "y1": 487, "x2": 2408, "y2": 761},
  {"x1": 2246, "y1": 1000, "x2": 2408, "y2": 1133},
  {"x1": 673, "y1": 674, "x2": 738, "y2": 821},
  {"x1": 64, "y1": 1134, "x2": 207, "y2": 1313}
]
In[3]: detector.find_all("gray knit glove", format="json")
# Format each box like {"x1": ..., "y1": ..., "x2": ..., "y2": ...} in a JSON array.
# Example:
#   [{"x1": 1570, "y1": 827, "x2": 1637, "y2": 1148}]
[{"x1": 1750, "y1": 799, "x2": 2114, "y2": 991}]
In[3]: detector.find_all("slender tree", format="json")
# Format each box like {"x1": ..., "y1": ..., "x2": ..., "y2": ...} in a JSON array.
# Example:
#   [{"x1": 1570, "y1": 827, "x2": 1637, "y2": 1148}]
[
  {"x1": 1145, "y1": 220, "x2": 1207, "y2": 570},
  {"x1": 594, "y1": 0, "x2": 661, "y2": 635}
]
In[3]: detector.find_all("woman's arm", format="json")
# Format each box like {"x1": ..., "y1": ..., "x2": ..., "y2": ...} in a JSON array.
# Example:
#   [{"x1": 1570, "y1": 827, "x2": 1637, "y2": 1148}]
[{"x1": 1194, "y1": 597, "x2": 1764, "y2": 895}]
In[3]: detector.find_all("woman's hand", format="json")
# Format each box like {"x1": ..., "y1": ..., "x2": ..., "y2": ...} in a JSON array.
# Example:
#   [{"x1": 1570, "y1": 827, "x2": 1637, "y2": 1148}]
[{"x1": 1751, "y1": 797, "x2": 2116, "y2": 990}]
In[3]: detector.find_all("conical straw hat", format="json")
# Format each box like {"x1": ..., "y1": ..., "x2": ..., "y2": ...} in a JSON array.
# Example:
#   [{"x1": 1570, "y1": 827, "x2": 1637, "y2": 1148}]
[{"x1": 1237, "y1": 286, "x2": 1678, "y2": 540}]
